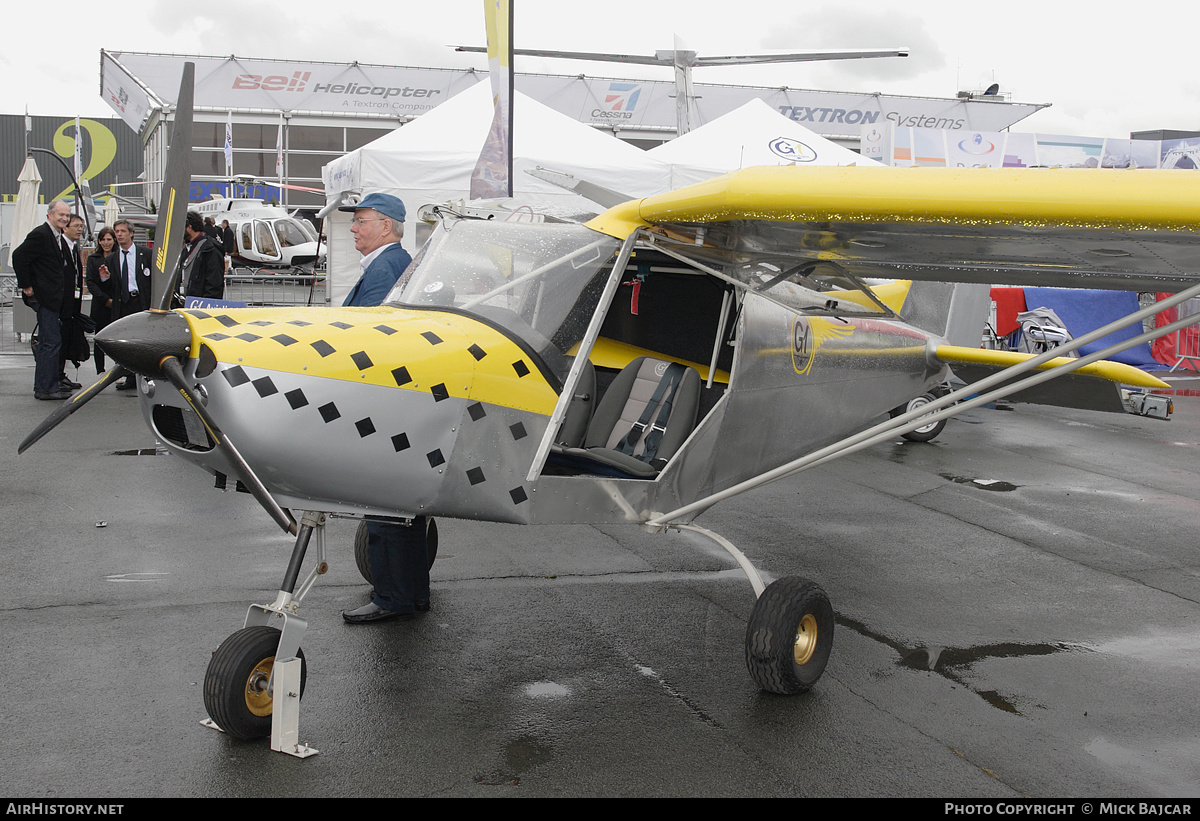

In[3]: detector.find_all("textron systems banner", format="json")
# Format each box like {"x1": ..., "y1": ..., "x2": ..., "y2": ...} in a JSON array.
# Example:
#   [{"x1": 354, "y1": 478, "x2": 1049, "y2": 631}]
[{"x1": 102, "y1": 51, "x2": 1046, "y2": 140}]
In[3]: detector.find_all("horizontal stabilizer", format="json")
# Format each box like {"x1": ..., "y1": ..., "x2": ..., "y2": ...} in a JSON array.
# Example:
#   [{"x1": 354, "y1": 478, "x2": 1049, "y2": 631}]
[{"x1": 936, "y1": 345, "x2": 1168, "y2": 414}]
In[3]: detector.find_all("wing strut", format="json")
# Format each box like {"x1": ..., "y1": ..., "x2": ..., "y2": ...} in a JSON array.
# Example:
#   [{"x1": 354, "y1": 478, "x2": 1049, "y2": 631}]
[{"x1": 646, "y1": 283, "x2": 1200, "y2": 528}]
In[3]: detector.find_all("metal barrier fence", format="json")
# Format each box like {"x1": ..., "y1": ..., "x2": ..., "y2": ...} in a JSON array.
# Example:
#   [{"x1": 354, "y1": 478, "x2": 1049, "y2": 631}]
[
  {"x1": 223, "y1": 270, "x2": 327, "y2": 308},
  {"x1": 1169, "y1": 297, "x2": 1200, "y2": 373},
  {"x1": 2, "y1": 270, "x2": 327, "y2": 356}
]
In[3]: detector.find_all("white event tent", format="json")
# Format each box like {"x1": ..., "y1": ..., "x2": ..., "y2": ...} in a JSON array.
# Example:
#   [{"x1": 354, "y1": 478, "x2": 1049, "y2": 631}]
[
  {"x1": 647, "y1": 98, "x2": 881, "y2": 187},
  {"x1": 322, "y1": 82, "x2": 673, "y2": 302}
]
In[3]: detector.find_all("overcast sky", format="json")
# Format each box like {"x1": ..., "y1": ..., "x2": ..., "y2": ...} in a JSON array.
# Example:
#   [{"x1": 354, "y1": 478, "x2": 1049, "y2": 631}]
[{"x1": 7, "y1": 0, "x2": 1195, "y2": 139}]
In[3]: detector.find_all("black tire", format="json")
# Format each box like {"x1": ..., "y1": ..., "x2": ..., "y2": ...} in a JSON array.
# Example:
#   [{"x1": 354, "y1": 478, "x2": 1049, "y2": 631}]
[
  {"x1": 745, "y1": 576, "x2": 834, "y2": 695},
  {"x1": 354, "y1": 517, "x2": 438, "y2": 584},
  {"x1": 203, "y1": 626, "x2": 306, "y2": 741},
  {"x1": 890, "y1": 393, "x2": 946, "y2": 442}
]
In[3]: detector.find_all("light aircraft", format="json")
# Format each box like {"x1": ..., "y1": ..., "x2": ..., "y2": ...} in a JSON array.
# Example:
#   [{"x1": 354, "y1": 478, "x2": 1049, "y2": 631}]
[
  {"x1": 18, "y1": 65, "x2": 1200, "y2": 755},
  {"x1": 192, "y1": 194, "x2": 325, "y2": 271}
]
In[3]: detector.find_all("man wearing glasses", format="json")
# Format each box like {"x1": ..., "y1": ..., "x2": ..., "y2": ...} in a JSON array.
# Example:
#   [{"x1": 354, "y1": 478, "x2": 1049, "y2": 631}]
[
  {"x1": 339, "y1": 192, "x2": 412, "y2": 308},
  {"x1": 336, "y1": 192, "x2": 429, "y2": 625}
]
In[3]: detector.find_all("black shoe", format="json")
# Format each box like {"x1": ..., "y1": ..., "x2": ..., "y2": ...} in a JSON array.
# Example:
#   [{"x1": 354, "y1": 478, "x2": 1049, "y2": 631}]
[
  {"x1": 116, "y1": 378, "x2": 136, "y2": 391},
  {"x1": 59, "y1": 378, "x2": 82, "y2": 389},
  {"x1": 342, "y1": 602, "x2": 415, "y2": 624},
  {"x1": 35, "y1": 390, "x2": 72, "y2": 400},
  {"x1": 415, "y1": 598, "x2": 431, "y2": 612}
]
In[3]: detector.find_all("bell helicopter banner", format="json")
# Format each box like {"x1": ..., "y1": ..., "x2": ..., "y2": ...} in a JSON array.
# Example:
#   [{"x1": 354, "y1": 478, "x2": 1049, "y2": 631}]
[{"x1": 102, "y1": 51, "x2": 1045, "y2": 140}]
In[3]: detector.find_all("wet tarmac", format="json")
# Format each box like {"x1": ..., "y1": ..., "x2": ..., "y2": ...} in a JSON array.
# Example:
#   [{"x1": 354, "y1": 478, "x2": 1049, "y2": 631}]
[{"x1": 2, "y1": 352, "x2": 1200, "y2": 797}]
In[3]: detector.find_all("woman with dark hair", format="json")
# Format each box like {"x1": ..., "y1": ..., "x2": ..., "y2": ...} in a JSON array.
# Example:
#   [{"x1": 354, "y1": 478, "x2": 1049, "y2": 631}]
[{"x1": 85, "y1": 226, "x2": 117, "y2": 373}]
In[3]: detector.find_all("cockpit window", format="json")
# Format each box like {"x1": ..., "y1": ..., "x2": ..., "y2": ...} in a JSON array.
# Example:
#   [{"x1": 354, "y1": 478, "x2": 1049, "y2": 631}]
[
  {"x1": 273, "y1": 219, "x2": 311, "y2": 248},
  {"x1": 387, "y1": 220, "x2": 620, "y2": 382}
]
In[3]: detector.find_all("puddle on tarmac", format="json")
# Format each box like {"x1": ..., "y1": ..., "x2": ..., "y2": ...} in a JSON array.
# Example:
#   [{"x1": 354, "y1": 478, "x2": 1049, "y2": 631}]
[
  {"x1": 939, "y1": 473, "x2": 1019, "y2": 492},
  {"x1": 838, "y1": 614, "x2": 1076, "y2": 715},
  {"x1": 523, "y1": 681, "x2": 571, "y2": 698}
]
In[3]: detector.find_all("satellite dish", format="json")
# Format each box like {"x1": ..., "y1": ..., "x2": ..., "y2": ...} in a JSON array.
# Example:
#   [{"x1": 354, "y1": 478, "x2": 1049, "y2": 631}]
[{"x1": 984, "y1": 83, "x2": 1000, "y2": 96}]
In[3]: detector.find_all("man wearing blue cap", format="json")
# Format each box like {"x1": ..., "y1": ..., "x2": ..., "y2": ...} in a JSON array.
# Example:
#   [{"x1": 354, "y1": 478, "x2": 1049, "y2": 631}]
[
  {"x1": 339, "y1": 192, "x2": 413, "y2": 308},
  {"x1": 338, "y1": 192, "x2": 430, "y2": 625}
]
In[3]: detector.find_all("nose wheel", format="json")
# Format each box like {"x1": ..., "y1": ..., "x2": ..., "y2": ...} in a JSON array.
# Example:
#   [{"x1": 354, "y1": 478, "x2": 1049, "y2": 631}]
[{"x1": 203, "y1": 625, "x2": 307, "y2": 741}]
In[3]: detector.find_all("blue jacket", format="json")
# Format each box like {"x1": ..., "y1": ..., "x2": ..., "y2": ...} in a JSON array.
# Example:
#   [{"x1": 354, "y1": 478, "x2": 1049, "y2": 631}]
[{"x1": 343, "y1": 243, "x2": 413, "y2": 307}]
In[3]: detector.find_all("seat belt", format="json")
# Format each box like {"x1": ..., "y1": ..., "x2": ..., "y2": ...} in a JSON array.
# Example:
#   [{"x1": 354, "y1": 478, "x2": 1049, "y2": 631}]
[{"x1": 614, "y1": 362, "x2": 685, "y2": 460}]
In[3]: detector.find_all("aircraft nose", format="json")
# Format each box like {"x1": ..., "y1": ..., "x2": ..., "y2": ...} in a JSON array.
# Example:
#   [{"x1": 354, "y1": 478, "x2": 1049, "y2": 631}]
[{"x1": 95, "y1": 310, "x2": 192, "y2": 377}]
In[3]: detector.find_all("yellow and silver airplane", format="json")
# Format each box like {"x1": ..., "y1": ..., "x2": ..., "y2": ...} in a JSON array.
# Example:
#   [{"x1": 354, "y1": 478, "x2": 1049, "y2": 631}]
[{"x1": 19, "y1": 67, "x2": 1200, "y2": 748}]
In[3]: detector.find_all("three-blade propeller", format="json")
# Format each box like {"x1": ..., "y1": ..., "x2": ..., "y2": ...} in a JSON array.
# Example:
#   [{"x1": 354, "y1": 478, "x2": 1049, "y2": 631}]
[{"x1": 18, "y1": 61, "x2": 297, "y2": 536}]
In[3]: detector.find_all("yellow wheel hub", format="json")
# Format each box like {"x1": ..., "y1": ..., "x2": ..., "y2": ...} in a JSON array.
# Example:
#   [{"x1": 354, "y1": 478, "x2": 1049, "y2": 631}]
[
  {"x1": 793, "y1": 614, "x2": 819, "y2": 666},
  {"x1": 244, "y1": 657, "x2": 275, "y2": 717}
]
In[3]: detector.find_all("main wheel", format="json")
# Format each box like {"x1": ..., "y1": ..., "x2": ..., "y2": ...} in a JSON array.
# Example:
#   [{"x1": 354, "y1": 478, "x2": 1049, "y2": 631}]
[
  {"x1": 745, "y1": 576, "x2": 834, "y2": 695},
  {"x1": 890, "y1": 393, "x2": 946, "y2": 442},
  {"x1": 203, "y1": 626, "x2": 306, "y2": 741},
  {"x1": 354, "y1": 517, "x2": 438, "y2": 584}
]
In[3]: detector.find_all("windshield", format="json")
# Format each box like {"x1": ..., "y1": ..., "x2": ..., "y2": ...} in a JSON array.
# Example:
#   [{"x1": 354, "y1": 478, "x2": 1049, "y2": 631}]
[
  {"x1": 387, "y1": 219, "x2": 620, "y2": 384},
  {"x1": 273, "y1": 219, "x2": 313, "y2": 248}
]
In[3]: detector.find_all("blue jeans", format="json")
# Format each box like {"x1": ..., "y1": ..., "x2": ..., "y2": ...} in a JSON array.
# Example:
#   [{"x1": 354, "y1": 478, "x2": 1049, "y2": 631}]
[
  {"x1": 367, "y1": 517, "x2": 430, "y2": 613},
  {"x1": 34, "y1": 305, "x2": 63, "y2": 394}
]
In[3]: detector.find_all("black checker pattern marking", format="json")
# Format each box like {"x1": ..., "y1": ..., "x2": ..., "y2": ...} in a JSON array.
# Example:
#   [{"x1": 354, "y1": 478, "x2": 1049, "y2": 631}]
[
  {"x1": 311, "y1": 340, "x2": 335, "y2": 357},
  {"x1": 249, "y1": 320, "x2": 273, "y2": 327},
  {"x1": 235, "y1": 333, "x2": 262, "y2": 343},
  {"x1": 252, "y1": 376, "x2": 278, "y2": 398},
  {"x1": 374, "y1": 325, "x2": 397, "y2": 335},
  {"x1": 512, "y1": 360, "x2": 530, "y2": 378},
  {"x1": 391, "y1": 433, "x2": 410, "y2": 452},
  {"x1": 392, "y1": 366, "x2": 412, "y2": 386},
  {"x1": 272, "y1": 334, "x2": 298, "y2": 346},
  {"x1": 288, "y1": 320, "x2": 312, "y2": 327},
  {"x1": 509, "y1": 487, "x2": 528, "y2": 505},
  {"x1": 351, "y1": 351, "x2": 374, "y2": 370},
  {"x1": 190, "y1": 310, "x2": 211, "y2": 319},
  {"x1": 510, "y1": 421, "x2": 527, "y2": 441},
  {"x1": 330, "y1": 321, "x2": 353, "y2": 330},
  {"x1": 468, "y1": 402, "x2": 486, "y2": 421},
  {"x1": 467, "y1": 467, "x2": 486, "y2": 486},
  {"x1": 205, "y1": 333, "x2": 232, "y2": 341},
  {"x1": 430, "y1": 383, "x2": 449, "y2": 402},
  {"x1": 215, "y1": 315, "x2": 239, "y2": 328},
  {"x1": 222, "y1": 366, "x2": 250, "y2": 387},
  {"x1": 427, "y1": 449, "x2": 446, "y2": 468},
  {"x1": 421, "y1": 331, "x2": 443, "y2": 345},
  {"x1": 468, "y1": 344, "x2": 487, "y2": 361},
  {"x1": 285, "y1": 389, "x2": 308, "y2": 409},
  {"x1": 318, "y1": 402, "x2": 340, "y2": 423},
  {"x1": 355, "y1": 417, "x2": 376, "y2": 438}
]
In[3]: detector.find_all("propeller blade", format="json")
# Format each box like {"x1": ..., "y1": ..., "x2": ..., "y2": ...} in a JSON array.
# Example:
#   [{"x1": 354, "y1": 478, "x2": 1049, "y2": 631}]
[
  {"x1": 18, "y1": 366, "x2": 131, "y2": 454},
  {"x1": 151, "y1": 62, "x2": 195, "y2": 313},
  {"x1": 157, "y1": 356, "x2": 297, "y2": 536}
]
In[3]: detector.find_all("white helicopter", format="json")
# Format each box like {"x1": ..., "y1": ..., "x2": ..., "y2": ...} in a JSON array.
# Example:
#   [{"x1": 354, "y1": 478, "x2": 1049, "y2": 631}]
[
  {"x1": 192, "y1": 183, "x2": 325, "y2": 271},
  {"x1": 20, "y1": 64, "x2": 1200, "y2": 755}
]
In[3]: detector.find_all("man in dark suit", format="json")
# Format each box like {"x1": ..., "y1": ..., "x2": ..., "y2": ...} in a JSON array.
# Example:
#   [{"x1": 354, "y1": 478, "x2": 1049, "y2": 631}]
[
  {"x1": 13, "y1": 200, "x2": 75, "y2": 399},
  {"x1": 98, "y1": 218, "x2": 152, "y2": 390}
]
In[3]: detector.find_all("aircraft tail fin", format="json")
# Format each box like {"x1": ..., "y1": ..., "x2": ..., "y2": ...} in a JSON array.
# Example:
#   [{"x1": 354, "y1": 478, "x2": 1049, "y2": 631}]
[{"x1": 898, "y1": 281, "x2": 991, "y2": 348}]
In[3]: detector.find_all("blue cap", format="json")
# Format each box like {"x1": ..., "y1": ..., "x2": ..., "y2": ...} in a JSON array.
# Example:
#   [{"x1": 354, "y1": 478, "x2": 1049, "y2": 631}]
[{"x1": 340, "y1": 192, "x2": 406, "y2": 223}]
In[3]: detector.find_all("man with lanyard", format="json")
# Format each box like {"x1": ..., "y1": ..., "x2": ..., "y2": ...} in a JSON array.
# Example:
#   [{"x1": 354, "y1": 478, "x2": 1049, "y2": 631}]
[
  {"x1": 97, "y1": 219, "x2": 152, "y2": 390},
  {"x1": 335, "y1": 193, "x2": 428, "y2": 625},
  {"x1": 13, "y1": 200, "x2": 75, "y2": 399}
]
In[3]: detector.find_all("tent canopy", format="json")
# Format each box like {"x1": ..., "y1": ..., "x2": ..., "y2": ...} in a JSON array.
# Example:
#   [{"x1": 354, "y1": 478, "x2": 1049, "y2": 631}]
[{"x1": 647, "y1": 98, "x2": 880, "y2": 187}]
